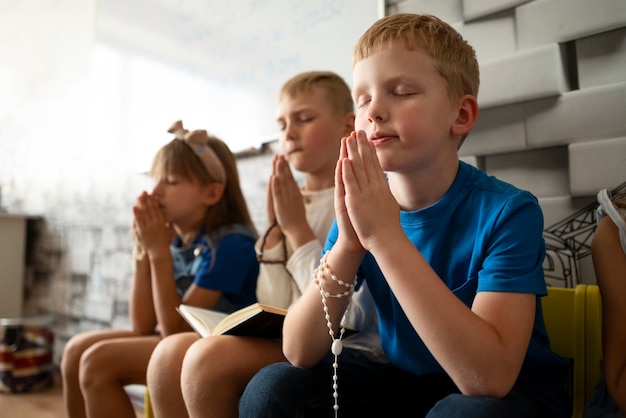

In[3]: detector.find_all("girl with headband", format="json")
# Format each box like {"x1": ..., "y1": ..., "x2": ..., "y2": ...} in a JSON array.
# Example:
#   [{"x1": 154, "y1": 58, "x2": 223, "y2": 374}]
[{"x1": 60, "y1": 121, "x2": 259, "y2": 418}]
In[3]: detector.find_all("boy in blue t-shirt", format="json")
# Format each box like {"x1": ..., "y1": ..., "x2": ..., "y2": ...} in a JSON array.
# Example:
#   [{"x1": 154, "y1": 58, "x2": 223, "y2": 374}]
[{"x1": 239, "y1": 13, "x2": 570, "y2": 417}]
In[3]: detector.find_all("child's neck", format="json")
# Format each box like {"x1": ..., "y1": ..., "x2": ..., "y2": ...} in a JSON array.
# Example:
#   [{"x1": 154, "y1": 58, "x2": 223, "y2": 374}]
[
  {"x1": 174, "y1": 224, "x2": 204, "y2": 247},
  {"x1": 304, "y1": 174, "x2": 334, "y2": 192},
  {"x1": 388, "y1": 164, "x2": 459, "y2": 211}
]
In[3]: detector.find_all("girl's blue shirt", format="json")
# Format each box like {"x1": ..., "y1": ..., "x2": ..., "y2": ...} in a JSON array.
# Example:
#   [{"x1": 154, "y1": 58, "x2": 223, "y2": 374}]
[{"x1": 171, "y1": 224, "x2": 259, "y2": 313}]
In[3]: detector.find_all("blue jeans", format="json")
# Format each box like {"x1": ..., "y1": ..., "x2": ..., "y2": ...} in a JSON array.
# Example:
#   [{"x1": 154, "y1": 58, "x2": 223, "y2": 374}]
[
  {"x1": 583, "y1": 377, "x2": 622, "y2": 418},
  {"x1": 239, "y1": 349, "x2": 564, "y2": 418}
]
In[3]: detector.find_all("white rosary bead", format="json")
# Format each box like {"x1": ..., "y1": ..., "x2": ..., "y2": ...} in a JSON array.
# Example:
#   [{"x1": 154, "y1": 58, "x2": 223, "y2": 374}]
[{"x1": 331, "y1": 339, "x2": 343, "y2": 355}]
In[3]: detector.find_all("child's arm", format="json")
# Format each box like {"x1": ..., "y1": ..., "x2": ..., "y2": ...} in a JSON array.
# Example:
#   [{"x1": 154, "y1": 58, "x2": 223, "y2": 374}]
[
  {"x1": 338, "y1": 132, "x2": 536, "y2": 398},
  {"x1": 269, "y1": 155, "x2": 316, "y2": 250},
  {"x1": 132, "y1": 192, "x2": 184, "y2": 336},
  {"x1": 256, "y1": 155, "x2": 319, "y2": 306},
  {"x1": 282, "y1": 136, "x2": 366, "y2": 367},
  {"x1": 129, "y1": 225, "x2": 157, "y2": 334},
  {"x1": 592, "y1": 216, "x2": 626, "y2": 414},
  {"x1": 129, "y1": 194, "x2": 158, "y2": 334}
]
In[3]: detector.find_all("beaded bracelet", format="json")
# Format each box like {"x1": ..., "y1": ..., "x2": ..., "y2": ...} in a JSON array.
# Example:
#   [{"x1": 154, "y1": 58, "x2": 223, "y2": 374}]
[{"x1": 312, "y1": 251, "x2": 355, "y2": 417}]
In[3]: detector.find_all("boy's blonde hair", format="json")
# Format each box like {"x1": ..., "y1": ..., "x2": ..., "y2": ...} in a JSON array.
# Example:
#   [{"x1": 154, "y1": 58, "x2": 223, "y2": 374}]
[
  {"x1": 279, "y1": 71, "x2": 353, "y2": 116},
  {"x1": 353, "y1": 13, "x2": 479, "y2": 101},
  {"x1": 151, "y1": 134, "x2": 256, "y2": 236}
]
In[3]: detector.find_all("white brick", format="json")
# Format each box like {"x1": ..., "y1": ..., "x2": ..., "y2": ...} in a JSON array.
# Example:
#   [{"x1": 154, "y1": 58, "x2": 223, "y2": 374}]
[
  {"x1": 525, "y1": 82, "x2": 626, "y2": 148},
  {"x1": 460, "y1": 103, "x2": 526, "y2": 156},
  {"x1": 577, "y1": 27, "x2": 626, "y2": 89},
  {"x1": 569, "y1": 137, "x2": 626, "y2": 196},
  {"x1": 538, "y1": 195, "x2": 597, "y2": 228},
  {"x1": 65, "y1": 228, "x2": 95, "y2": 275},
  {"x1": 83, "y1": 297, "x2": 114, "y2": 322},
  {"x1": 484, "y1": 147, "x2": 570, "y2": 198},
  {"x1": 462, "y1": 0, "x2": 532, "y2": 21},
  {"x1": 559, "y1": 0, "x2": 626, "y2": 42},
  {"x1": 516, "y1": 0, "x2": 626, "y2": 50},
  {"x1": 395, "y1": 0, "x2": 463, "y2": 23},
  {"x1": 479, "y1": 43, "x2": 568, "y2": 108},
  {"x1": 453, "y1": 11, "x2": 517, "y2": 62},
  {"x1": 515, "y1": 0, "x2": 560, "y2": 49}
]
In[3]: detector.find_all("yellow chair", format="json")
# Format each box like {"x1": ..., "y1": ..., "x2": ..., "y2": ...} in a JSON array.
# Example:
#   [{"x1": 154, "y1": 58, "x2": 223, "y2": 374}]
[
  {"x1": 541, "y1": 284, "x2": 587, "y2": 418},
  {"x1": 144, "y1": 388, "x2": 154, "y2": 418},
  {"x1": 585, "y1": 284, "x2": 603, "y2": 402}
]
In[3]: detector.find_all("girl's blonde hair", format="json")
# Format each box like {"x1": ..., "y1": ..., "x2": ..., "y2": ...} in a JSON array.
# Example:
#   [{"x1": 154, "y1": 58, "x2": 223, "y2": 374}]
[
  {"x1": 150, "y1": 135, "x2": 256, "y2": 236},
  {"x1": 353, "y1": 13, "x2": 479, "y2": 101}
]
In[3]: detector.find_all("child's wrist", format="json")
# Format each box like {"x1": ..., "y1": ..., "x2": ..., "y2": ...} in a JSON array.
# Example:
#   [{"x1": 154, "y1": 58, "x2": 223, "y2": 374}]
[
  {"x1": 333, "y1": 239, "x2": 366, "y2": 260},
  {"x1": 145, "y1": 247, "x2": 171, "y2": 261}
]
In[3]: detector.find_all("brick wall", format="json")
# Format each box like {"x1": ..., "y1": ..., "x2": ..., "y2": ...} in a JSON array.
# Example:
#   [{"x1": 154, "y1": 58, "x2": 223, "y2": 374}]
[{"x1": 387, "y1": 0, "x2": 626, "y2": 287}]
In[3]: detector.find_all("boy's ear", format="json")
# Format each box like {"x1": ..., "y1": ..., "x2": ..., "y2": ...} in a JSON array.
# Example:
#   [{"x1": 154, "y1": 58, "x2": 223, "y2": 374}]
[
  {"x1": 343, "y1": 112, "x2": 356, "y2": 135},
  {"x1": 451, "y1": 95, "x2": 479, "y2": 137},
  {"x1": 203, "y1": 182, "x2": 225, "y2": 206}
]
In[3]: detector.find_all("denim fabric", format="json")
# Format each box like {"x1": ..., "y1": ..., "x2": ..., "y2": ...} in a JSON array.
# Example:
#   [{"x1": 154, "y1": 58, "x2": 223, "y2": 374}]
[
  {"x1": 239, "y1": 349, "x2": 558, "y2": 418},
  {"x1": 583, "y1": 378, "x2": 622, "y2": 418}
]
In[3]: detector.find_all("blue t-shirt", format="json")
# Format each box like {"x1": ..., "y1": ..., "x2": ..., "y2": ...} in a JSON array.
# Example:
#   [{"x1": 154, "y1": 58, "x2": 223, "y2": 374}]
[
  {"x1": 171, "y1": 224, "x2": 259, "y2": 313},
  {"x1": 324, "y1": 161, "x2": 569, "y2": 415}
]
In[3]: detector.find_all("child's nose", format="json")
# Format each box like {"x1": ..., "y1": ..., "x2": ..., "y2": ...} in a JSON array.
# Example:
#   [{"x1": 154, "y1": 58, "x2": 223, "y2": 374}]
[
  {"x1": 280, "y1": 126, "x2": 297, "y2": 150},
  {"x1": 151, "y1": 182, "x2": 164, "y2": 196},
  {"x1": 367, "y1": 98, "x2": 387, "y2": 123},
  {"x1": 283, "y1": 120, "x2": 300, "y2": 139}
]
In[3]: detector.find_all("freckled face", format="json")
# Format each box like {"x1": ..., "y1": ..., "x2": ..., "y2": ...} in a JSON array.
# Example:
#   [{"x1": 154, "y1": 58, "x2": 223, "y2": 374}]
[{"x1": 352, "y1": 41, "x2": 459, "y2": 174}]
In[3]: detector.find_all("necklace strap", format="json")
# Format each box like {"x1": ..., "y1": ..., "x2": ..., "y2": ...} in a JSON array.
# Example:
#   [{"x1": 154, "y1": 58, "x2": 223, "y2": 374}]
[{"x1": 257, "y1": 221, "x2": 294, "y2": 280}]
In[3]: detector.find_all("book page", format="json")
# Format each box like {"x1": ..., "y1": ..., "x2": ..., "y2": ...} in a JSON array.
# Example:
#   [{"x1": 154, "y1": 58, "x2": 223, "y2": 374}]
[
  {"x1": 216, "y1": 310, "x2": 286, "y2": 338},
  {"x1": 177, "y1": 305, "x2": 228, "y2": 338},
  {"x1": 213, "y1": 303, "x2": 287, "y2": 337}
]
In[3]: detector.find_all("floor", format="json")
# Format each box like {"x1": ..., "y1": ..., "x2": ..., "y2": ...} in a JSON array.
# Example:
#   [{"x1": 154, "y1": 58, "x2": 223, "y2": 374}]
[{"x1": 0, "y1": 374, "x2": 144, "y2": 418}]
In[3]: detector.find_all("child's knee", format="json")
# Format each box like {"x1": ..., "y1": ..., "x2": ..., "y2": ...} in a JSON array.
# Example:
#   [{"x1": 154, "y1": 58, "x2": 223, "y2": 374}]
[{"x1": 61, "y1": 334, "x2": 90, "y2": 375}]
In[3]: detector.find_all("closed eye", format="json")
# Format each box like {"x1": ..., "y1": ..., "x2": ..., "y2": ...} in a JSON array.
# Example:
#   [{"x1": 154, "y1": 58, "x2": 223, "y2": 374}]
[
  {"x1": 298, "y1": 115, "x2": 315, "y2": 124},
  {"x1": 392, "y1": 86, "x2": 418, "y2": 96},
  {"x1": 356, "y1": 96, "x2": 371, "y2": 108}
]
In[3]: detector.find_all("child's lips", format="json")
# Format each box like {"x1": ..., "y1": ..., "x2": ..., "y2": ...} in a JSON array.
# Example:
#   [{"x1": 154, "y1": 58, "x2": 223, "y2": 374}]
[{"x1": 370, "y1": 134, "x2": 394, "y2": 146}]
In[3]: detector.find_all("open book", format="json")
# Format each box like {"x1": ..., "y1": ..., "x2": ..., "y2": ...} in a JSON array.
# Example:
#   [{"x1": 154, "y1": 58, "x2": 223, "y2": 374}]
[{"x1": 177, "y1": 303, "x2": 288, "y2": 338}]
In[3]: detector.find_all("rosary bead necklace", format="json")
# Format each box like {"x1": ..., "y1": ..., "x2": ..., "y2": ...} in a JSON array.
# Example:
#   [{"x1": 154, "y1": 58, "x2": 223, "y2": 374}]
[{"x1": 313, "y1": 251, "x2": 355, "y2": 417}]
